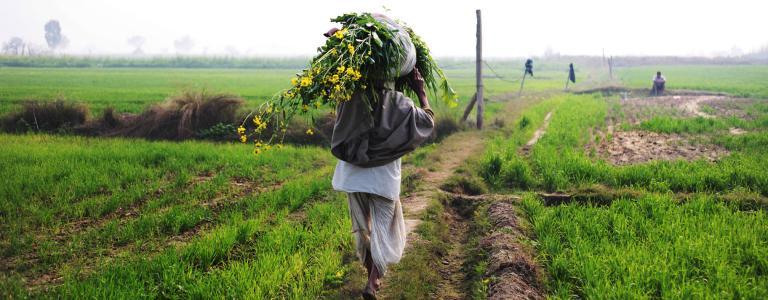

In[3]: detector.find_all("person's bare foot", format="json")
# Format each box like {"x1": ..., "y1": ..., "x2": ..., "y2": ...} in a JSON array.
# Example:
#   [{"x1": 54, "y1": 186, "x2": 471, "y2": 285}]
[{"x1": 367, "y1": 264, "x2": 381, "y2": 290}]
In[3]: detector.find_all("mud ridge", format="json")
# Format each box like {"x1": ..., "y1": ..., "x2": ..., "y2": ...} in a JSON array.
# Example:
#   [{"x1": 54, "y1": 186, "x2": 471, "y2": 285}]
[{"x1": 480, "y1": 200, "x2": 545, "y2": 300}]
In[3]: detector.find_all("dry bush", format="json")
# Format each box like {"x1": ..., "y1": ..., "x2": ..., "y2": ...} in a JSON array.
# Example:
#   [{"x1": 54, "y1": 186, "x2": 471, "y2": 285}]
[
  {"x1": 429, "y1": 115, "x2": 465, "y2": 143},
  {"x1": 1, "y1": 100, "x2": 89, "y2": 133},
  {"x1": 111, "y1": 91, "x2": 243, "y2": 140}
]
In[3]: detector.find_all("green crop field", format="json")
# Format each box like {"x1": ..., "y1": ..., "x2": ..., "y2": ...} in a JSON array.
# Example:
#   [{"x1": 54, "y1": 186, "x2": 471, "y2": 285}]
[
  {"x1": 0, "y1": 62, "x2": 583, "y2": 118},
  {"x1": 0, "y1": 68, "x2": 297, "y2": 114},
  {"x1": 2, "y1": 62, "x2": 767, "y2": 298},
  {"x1": 480, "y1": 90, "x2": 768, "y2": 297},
  {"x1": 617, "y1": 65, "x2": 768, "y2": 98}
]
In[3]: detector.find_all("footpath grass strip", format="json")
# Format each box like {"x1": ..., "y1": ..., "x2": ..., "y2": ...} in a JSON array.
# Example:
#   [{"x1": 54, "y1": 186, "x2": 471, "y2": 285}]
[{"x1": 521, "y1": 193, "x2": 768, "y2": 298}]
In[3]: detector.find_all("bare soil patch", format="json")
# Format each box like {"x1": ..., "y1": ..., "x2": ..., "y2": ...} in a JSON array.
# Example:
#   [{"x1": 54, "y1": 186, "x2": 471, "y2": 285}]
[
  {"x1": 597, "y1": 130, "x2": 728, "y2": 165},
  {"x1": 521, "y1": 111, "x2": 553, "y2": 155},
  {"x1": 616, "y1": 94, "x2": 758, "y2": 125}
]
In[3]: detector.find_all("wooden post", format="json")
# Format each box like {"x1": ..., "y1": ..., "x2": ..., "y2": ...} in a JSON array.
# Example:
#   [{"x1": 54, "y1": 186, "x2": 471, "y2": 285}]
[
  {"x1": 475, "y1": 9, "x2": 484, "y2": 129},
  {"x1": 608, "y1": 56, "x2": 614, "y2": 80},
  {"x1": 461, "y1": 93, "x2": 477, "y2": 122},
  {"x1": 518, "y1": 71, "x2": 527, "y2": 97},
  {"x1": 564, "y1": 74, "x2": 570, "y2": 90}
]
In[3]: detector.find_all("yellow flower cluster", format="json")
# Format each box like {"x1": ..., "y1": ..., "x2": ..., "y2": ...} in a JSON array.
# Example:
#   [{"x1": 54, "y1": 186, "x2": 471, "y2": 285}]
[
  {"x1": 300, "y1": 77, "x2": 312, "y2": 87},
  {"x1": 333, "y1": 28, "x2": 348, "y2": 39},
  {"x1": 252, "y1": 116, "x2": 267, "y2": 132},
  {"x1": 237, "y1": 126, "x2": 247, "y2": 143}
]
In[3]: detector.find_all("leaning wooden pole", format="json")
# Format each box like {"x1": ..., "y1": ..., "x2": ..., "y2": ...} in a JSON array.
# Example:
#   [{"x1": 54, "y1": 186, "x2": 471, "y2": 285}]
[
  {"x1": 461, "y1": 93, "x2": 477, "y2": 122},
  {"x1": 475, "y1": 9, "x2": 484, "y2": 129},
  {"x1": 518, "y1": 72, "x2": 527, "y2": 97}
]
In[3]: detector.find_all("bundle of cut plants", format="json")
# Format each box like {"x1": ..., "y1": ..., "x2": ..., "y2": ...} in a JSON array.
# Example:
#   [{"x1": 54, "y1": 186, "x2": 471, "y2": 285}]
[{"x1": 239, "y1": 12, "x2": 457, "y2": 154}]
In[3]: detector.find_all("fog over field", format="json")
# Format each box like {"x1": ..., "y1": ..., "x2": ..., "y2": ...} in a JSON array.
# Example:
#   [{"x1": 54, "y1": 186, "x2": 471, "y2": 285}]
[{"x1": 1, "y1": 0, "x2": 767, "y2": 57}]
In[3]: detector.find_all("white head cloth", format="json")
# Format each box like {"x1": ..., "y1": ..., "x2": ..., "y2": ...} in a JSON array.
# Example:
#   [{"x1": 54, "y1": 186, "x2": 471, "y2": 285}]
[{"x1": 372, "y1": 14, "x2": 417, "y2": 78}]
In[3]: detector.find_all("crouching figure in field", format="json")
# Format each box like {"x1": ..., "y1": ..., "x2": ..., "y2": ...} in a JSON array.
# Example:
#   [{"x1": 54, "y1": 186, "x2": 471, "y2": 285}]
[
  {"x1": 328, "y1": 14, "x2": 435, "y2": 300},
  {"x1": 651, "y1": 71, "x2": 666, "y2": 96}
]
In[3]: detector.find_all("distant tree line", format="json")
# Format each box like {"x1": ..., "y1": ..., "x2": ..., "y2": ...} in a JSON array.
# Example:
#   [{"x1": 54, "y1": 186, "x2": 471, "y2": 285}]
[
  {"x1": 2, "y1": 19, "x2": 68, "y2": 56},
  {"x1": 0, "y1": 55, "x2": 311, "y2": 69}
]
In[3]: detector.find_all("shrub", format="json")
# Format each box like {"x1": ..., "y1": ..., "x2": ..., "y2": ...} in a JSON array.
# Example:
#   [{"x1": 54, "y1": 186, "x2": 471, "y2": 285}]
[
  {"x1": 111, "y1": 91, "x2": 243, "y2": 140},
  {"x1": 430, "y1": 115, "x2": 464, "y2": 143},
  {"x1": 1, "y1": 100, "x2": 89, "y2": 133}
]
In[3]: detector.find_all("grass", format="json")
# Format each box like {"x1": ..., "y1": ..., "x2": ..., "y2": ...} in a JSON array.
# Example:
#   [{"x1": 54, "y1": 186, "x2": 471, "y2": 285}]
[
  {"x1": 0, "y1": 133, "x2": 353, "y2": 298},
  {"x1": 618, "y1": 65, "x2": 768, "y2": 98},
  {"x1": 0, "y1": 68, "x2": 297, "y2": 114},
  {"x1": 521, "y1": 193, "x2": 768, "y2": 298},
  {"x1": 482, "y1": 94, "x2": 768, "y2": 195},
  {"x1": 481, "y1": 88, "x2": 768, "y2": 298}
]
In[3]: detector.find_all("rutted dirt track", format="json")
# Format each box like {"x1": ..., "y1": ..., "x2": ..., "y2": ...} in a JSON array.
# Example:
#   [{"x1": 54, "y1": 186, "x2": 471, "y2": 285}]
[{"x1": 401, "y1": 131, "x2": 485, "y2": 236}]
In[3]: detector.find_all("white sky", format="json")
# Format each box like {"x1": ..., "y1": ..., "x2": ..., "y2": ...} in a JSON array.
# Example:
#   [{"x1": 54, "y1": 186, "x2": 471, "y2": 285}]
[{"x1": 1, "y1": 0, "x2": 766, "y2": 57}]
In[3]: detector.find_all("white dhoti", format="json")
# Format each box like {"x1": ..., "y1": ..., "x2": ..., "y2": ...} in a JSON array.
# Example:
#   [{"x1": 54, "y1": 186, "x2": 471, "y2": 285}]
[{"x1": 347, "y1": 192, "x2": 406, "y2": 276}]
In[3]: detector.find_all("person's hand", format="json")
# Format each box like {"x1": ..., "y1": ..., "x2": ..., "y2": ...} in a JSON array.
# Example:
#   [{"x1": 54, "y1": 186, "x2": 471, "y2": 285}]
[
  {"x1": 408, "y1": 68, "x2": 426, "y2": 96},
  {"x1": 407, "y1": 68, "x2": 430, "y2": 108},
  {"x1": 323, "y1": 28, "x2": 339, "y2": 38}
]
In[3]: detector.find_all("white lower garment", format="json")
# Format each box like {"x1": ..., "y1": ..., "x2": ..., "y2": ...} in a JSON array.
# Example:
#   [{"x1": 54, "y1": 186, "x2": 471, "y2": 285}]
[{"x1": 347, "y1": 192, "x2": 406, "y2": 276}]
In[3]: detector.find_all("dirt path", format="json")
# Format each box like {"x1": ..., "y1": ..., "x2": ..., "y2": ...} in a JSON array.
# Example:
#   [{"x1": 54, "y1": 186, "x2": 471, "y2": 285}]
[
  {"x1": 376, "y1": 130, "x2": 486, "y2": 299},
  {"x1": 680, "y1": 95, "x2": 715, "y2": 118},
  {"x1": 526, "y1": 111, "x2": 553, "y2": 147},
  {"x1": 401, "y1": 131, "x2": 485, "y2": 235},
  {"x1": 520, "y1": 111, "x2": 553, "y2": 155}
]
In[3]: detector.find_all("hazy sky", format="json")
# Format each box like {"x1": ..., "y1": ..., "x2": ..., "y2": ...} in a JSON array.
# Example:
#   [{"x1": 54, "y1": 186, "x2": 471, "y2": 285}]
[{"x1": 1, "y1": 0, "x2": 766, "y2": 57}]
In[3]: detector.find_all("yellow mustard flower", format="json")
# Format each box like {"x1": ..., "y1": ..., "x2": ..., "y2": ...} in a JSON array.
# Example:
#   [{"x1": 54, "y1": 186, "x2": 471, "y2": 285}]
[
  {"x1": 237, "y1": 126, "x2": 246, "y2": 135},
  {"x1": 330, "y1": 48, "x2": 337, "y2": 55},
  {"x1": 314, "y1": 101, "x2": 321, "y2": 109},
  {"x1": 330, "y1": 74, "x2": 339, "y2": 83},
  {"x1": 334, "y1": 85, "x2": 342, "y2": 92},
  {"x1": 302, "y1": 104, "x2": 309, "y2": 112},
  {"x1": 240, "y1": 135, "x2": 247, "y2": 143},
  {"x1": 254, "y1": 141, "x2": 263, "y2": 148},
  {"x1": 333, "y1": 29, "x2": 344, "y2": 39},
  {"x1": 300, "y1": 76, "x2": 312, "y2": 87},
  {"x1": 253, "y1": 147, "x2": 261, "y2": 155},
  {"x1": 306, "y1": 128, "x2": 314, "y2": 135},
  {"x1": 290, "y1": 77, "x2": 298, "y2": 86},
  {"x1": 337, "y1": 65, "x2": 346, "y2": 74},
  {"x1": 347, "y1": 44, "x2": 355, "y2": 54}
]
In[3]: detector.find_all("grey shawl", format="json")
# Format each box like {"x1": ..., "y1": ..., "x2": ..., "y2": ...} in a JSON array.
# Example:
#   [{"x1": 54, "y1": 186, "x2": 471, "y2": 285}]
[{"x1": 331, "y1": 86, "x2": 434, "y2": 168}]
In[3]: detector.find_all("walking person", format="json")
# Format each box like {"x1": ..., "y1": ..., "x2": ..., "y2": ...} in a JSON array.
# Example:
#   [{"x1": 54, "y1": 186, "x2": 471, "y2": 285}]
[{"x1": 328, "y1": 14, "x2": 435, "y2": 299}]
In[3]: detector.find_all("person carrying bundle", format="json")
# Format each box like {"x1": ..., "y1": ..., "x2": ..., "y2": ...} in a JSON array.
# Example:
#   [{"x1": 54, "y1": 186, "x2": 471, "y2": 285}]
[
  {"x1": 651, "y1": 71, "x2": 666, "y2": 96},
  {"x1": 329, "y1": 14, "x2": 435, "y2": 299}
]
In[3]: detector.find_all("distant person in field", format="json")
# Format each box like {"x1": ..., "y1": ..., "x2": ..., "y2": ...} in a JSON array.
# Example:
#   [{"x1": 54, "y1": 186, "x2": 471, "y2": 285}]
[
  {"x1": 327, "y1": 14, "x2": 435, "y2": 299},
  {"x1": 652, "y1": 71, "x2": 666, "y2": 96}
]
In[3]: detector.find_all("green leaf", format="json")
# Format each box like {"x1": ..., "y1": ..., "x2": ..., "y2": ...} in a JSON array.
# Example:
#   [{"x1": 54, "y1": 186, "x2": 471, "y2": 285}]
[{"x1": 372, "y1": 32, "x2": 383, "y2": 47}]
